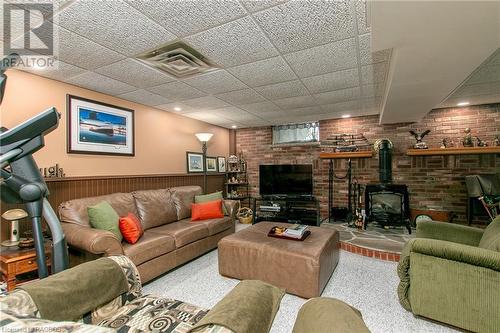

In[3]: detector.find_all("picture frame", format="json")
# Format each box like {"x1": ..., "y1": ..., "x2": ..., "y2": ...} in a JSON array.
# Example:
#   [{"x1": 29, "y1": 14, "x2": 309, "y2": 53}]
[
  {"x1": 67, "y1": 95, "x2": 134, "y2": 156},
  {"x1": 186, "y1": 152, "x2": 204, "y2": 173},
  {"x1": 217, "y1": 156, "x2": 226, "y2": 173},
  {"x1": 206, "y1": 156, "x2": 217, "y2": 172}
]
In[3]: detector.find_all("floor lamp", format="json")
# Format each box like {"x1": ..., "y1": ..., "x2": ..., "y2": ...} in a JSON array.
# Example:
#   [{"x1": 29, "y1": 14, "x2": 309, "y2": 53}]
[{"x1": 195, "y1": 133, "x2": 213, "y2": 194}]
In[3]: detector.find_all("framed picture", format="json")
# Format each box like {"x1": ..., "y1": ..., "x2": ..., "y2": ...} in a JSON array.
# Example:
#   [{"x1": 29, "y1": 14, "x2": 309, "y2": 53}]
[
  {"x1": 67, "y1": 95, "x2": 134, "y2": 156},
  {"x1": 217, "y1": 156, "x2": 226, "y2": 173},
  {"x1": 206, "y1": 156, "x2": 217, "y2": 172},
  {"x1": 187, "y1": 152, "x2": 204, "y2": 173}
]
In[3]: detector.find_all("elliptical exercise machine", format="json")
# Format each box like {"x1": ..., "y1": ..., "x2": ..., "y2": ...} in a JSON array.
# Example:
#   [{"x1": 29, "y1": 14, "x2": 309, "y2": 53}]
[{"x1": 1, "y1": 54, "x2": 68, "y2": 278}]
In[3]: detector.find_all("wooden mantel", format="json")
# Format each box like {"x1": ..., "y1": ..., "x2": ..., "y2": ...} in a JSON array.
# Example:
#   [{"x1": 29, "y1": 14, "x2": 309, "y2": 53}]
[
  {"x1": 406, "y1": 146, "x2": 500, "y2": 156},
  {"x1": 319, "y1": 151, "x2": 373, "y2": 159}
]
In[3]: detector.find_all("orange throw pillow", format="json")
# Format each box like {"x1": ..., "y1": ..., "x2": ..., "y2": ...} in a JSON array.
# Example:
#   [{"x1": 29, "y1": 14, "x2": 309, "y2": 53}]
[
  {"x1": 191, "y1": 199, "x2": 224, "y2": 221},
  {"x1": 119, "y1": 213, "x2": 144, "y2": 244}
]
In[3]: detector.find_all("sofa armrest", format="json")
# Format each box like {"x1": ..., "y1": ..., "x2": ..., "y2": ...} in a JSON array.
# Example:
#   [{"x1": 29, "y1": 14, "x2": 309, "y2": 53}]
[
  {"x1": 223, "y1": 200, "x2": 240, "y2": 220},
  {"x1": 416, "y1": 221, "x2": 484, "y2": 246},
  {"x1": 410, "y1": 238, "x2": 500, "y2": 271},
  {"x1": 62, "y1": 223, "x2": 123, "y2": 256}
]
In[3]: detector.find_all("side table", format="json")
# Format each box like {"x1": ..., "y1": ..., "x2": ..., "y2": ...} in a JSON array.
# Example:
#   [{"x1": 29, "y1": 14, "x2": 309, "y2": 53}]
[{"x1": 0, "y1": 243, "x2": 51, "y2": 291}]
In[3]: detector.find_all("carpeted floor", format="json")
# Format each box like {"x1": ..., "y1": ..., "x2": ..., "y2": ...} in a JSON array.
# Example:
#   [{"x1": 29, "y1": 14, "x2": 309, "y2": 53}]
[{"x1": 143, "y1": 231, "x2": 458, "y2": 333}]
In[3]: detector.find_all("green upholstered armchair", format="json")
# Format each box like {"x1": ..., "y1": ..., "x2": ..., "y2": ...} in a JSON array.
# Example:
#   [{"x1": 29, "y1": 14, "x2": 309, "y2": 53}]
[{"x1": 398, "y1": 217, "x2": 500, "y2": 333}]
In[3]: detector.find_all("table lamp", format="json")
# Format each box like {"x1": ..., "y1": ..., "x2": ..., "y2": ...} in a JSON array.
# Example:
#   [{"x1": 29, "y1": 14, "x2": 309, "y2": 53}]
[{"x1": 1, "y1": 209, "x2": 28, "y2": 247}]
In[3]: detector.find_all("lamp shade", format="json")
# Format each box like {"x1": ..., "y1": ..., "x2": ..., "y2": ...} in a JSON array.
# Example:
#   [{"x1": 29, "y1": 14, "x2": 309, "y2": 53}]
[{"x1": 195, "y1": 133, "x2": 213, "y2": 142}]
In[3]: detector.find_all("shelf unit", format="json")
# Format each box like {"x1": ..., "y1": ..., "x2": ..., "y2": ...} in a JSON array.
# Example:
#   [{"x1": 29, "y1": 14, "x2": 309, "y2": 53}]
[
  {"x1": 252, "y1": 197, "x2": 320, "y2": 226},
  {"x1": 407, "y1": 146, "x2": 500, "y2": 156},
  {"x1": 319, "y1": 151, "x2": 373, "y2": 159},
  {"x1": 225, "y1": 158, "x2": 250, "y2": 207}
]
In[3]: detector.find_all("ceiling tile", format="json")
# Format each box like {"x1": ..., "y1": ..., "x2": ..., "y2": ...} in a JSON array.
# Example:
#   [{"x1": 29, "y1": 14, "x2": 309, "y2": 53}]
[
  {"x1": 184, "y1": 16, "x2": 278, "y2": 67},
  {"x1": 212, "y1": 107, "x2": 264, "y2": 122},
  {"x1": 240, "y1": 0, "x2": 288, "y2": 13},
  {"x1": 362, "y1": 83, "x2": 385, "y2": 98},
  {"x1": 182, "y1": 96, "x2": 231, "y2": 109},
  {"x1": 320, "y1": 100, "x2": 362, "y2": 113},
  {"x1": 361, "y1": 63, "x2": 388, "y2": 85},
  {"x1": 156, "y1": 102, "x2": 197, "y2": 113},
  {"x1": 57, "y1": 0, "x2": 176, "y2": 56},
  {"x1": 22, "y1": 61, "x2": 85, "y2": 82},
  {"x1": 314, "y1": 87, "x2": 361, "y2": 105},
  {"x1": 240, "y1": 101, "x2": 281, "y2": 114},
  {"x1": 358, "y1": 33, "x2": 391, "y2": 65},
  {"x1": 284, "y1": 38, "x2": 358, "y2": 78},
  {"x1": 147, "y1": 81, "x2": 206, "y2": 100},
  {"x1": 274, "y1": 95, "x2": 318, "y2": 110},
  {"x1": 182, "y1": 70, "x2": 247, "y2": 94},
  {"x1": 253, "y1": 0, "x2": 355, "y2": 53},
  {"x1": 254, "y1": 80, "x2": 309, "y2": 100},
  {"x1": 302, "y1": 68, "x2": 359, "y2": 94},
  {"x1": 96, "y1": 58, "x2": 174, "y2": 88},
  {"x1": 467, "y1": 64, "x2": 500, "y2": 85},
  {"x1": 355, "y1": 0, "x2": 370, "y2": 34},
  {"x1": 127, "y1": 0, "x2": 246, "y2": 37},
  {"x1": 117, "y1": 89, "x2": 172, "y2": 106},
  {"x1": 65, "y1": 71, "x2": 136, "y2": 95},
  {"x1": 215, "y1": 89, "x2": 266, "y2": 105},
  {"x1": 227, "y1": 56, "x2": 297, "y2": 87},
  {"x1": 282, "y1": 106, "x2": 324, "y2": 116},
  {"x1": 184, "y1": 112, "x2": 233, "y2": 124}
]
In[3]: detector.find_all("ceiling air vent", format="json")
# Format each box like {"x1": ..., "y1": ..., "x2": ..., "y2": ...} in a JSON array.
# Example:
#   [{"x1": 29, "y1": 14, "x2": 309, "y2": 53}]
[{"x1": 136, "y1": 41, "x2": 219, "y2": 78}]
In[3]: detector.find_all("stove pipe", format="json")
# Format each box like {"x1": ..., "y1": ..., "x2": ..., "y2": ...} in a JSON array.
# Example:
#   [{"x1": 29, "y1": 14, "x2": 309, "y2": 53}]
[{"x1": 378, "y1": 139, "x2": 392, "y2": 183}]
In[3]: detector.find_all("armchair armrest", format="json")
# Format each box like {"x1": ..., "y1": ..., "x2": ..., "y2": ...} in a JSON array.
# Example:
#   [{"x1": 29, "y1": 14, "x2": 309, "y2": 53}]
[
  {"x1": 410, "y1": 238, "x2": 500, "y2": 271},
  {"x1": 62, "y1": 223, "x2": 123, "y2": 256},
  {"x1": 223, "y1": 200, "x2": 240, "y2": 220},
  {"x1": 416, "y1": 221, "x2": 484, "y2": 246}
]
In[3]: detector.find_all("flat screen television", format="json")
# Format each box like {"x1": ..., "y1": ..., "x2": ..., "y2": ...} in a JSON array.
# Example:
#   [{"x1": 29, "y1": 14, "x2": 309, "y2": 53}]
[{"x1": 259, "y1": 164, "x2": 313, "y2": 198}]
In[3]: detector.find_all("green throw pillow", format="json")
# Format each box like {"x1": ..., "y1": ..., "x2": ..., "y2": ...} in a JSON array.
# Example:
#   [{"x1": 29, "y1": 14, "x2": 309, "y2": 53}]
[
  {"x1": 195, "y1": 191, "x2": 228, "y2": 216},
  {"x1": 87, "y1": 201, "x2": 122, "y2": 242},
  {"x1": 479, "y1": 215, "x2": 500, "y2": 251}
]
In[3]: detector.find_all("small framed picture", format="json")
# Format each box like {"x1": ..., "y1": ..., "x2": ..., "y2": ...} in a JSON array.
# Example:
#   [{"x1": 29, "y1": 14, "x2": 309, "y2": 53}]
[
  {"x1": 67, "y1": 95, "x2": 134, "y2": 156},
  {"x1": 206, "y1": 156, "x2": 217, "y2": 172},
  {"x1": 187, "y1": 152, "x2": 204, "y2": 173},
  {"x1": 217, "y1": 156, "x2": 226, "y2": 173}
]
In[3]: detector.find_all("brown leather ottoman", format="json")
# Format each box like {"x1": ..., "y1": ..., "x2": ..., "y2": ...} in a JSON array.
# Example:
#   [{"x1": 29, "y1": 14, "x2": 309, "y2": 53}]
[{"x1": 218, "y1": 222, "x2": 340, "y2": 299}]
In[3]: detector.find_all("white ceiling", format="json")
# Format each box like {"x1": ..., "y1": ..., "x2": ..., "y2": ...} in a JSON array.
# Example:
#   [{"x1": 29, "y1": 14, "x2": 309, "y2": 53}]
[
  {"x1": 370, "y1": 0, "x2": 500, "y2": 123},
  {"x1": 4, "y1": 0, "x2": 499, "y2": 128},
  {"x1": 5, "y1": 0, "x2": 390, "y2": 128}
]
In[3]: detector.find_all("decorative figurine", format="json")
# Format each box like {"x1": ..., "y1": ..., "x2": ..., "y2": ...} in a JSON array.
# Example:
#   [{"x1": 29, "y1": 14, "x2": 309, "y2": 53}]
[
  {"x1": 462, "y1": 128, "x2": 473, "y2": 147},
  {"x1": 494, "y1": 135, "x2": 500, "y2": 146},
  {"x1": 476, "y1": 137, "x2": 488, "y2": 147},
  {"x1": 409, "y1": 129, "x2": 430, "y2": 149},
  {"x1": 440, "y1": 138, "x2": 448, "y2": 149}
]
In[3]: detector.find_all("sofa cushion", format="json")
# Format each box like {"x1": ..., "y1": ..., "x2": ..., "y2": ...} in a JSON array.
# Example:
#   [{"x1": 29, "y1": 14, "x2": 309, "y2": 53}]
[
  {"x1": 132, "y1": 189, "x2": 177, "y2": 229},
  {"x1": 189, "y1": 216, "x2": 232, "y2": 236},
  {"x1": 148, "y1": 221, "x2": 209, "y2": 248},
  {"x1": 122, "y1": 231, "x2": 175, "y2": 265},
  {"x1": 479, "y1": 215, "x2": 500, "y2": 251},
  {"x1": 195, "y1": 191, "x2": 228, "y2": 215},
  {"x1": 59, "y1": 193, "x2": 137, "y2": 227},
  {"x1": 88, "y1": 202, "x2": 122, "y2": 242},
  {"x1": 170, "y1": 186, "x2": 203, "y2": 220}
]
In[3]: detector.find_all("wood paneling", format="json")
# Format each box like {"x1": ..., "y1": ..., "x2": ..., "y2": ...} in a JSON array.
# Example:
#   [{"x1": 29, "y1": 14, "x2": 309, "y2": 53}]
[{"x1": 0, "y1": 174, "x2": 225, "y2": 241}]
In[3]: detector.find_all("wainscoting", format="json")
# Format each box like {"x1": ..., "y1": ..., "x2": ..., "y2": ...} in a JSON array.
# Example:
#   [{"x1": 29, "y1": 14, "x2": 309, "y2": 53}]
[{"x1": 0, "y1": 173, "x2": 225, "y2": 241}]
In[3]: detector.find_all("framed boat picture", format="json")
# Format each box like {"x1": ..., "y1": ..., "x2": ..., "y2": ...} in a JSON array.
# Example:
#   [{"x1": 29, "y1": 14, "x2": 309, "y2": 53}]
[
  {"x1": 187, "y1": 152, "x2": 204, "y2": 173},
  {"x1": 206, "y1": 156, "x2": 217, "y2": 172},
  {"x1": 67, "y1": 95, "x2": 135, "y2": 156}
]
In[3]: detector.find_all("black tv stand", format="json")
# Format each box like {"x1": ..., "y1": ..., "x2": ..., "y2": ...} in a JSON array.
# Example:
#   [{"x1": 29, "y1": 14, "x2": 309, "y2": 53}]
[{"x1": 252, "y1": 196, "x2": 320, "y2": 226}]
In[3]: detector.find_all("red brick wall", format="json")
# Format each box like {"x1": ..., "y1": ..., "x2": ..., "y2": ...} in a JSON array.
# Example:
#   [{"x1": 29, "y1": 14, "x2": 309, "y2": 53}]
[{"x1": 236, "y1": 104, "x2": 499, "y2": 224}]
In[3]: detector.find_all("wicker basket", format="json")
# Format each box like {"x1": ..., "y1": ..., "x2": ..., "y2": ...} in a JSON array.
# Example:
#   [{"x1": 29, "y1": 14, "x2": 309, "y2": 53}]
[{"x1": 236, "y1": 207, "x2": 253, "y2": 224}]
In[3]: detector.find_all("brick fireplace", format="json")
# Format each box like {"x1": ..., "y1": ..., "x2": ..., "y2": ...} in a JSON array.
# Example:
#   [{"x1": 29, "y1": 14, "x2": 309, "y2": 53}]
[{"x1": 236, "y1": 103, "x2": 499, "y2": 224}]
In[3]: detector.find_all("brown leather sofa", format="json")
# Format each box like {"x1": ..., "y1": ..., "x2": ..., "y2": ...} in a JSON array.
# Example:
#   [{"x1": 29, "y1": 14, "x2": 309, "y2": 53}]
[{"x1": 58, "y1": 186, "x2": 239, "y2": 282}]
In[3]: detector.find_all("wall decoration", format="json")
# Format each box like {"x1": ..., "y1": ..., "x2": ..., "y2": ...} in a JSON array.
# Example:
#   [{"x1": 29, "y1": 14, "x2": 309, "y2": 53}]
[
  {"x1": 217, "y1": 156, "x2": 226, "y2": 173},
  {"x1": 186, "y1": 152, "x2": 204, "y2": 173},
  {"x1": 67, "y1": 95, "x2": 134, "y2": 156},
  {"x1": 206, "y1": 156, "x2": 217, "y2": 172},
  {"x1": 409, "y1": 129, "x2": 430, "y2": 149}
]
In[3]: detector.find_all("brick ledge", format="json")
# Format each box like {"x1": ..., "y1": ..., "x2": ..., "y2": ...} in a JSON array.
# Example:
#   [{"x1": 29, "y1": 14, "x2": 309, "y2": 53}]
[{"x1": 340, "y1": 241, "x2": 401, "y2": 262}]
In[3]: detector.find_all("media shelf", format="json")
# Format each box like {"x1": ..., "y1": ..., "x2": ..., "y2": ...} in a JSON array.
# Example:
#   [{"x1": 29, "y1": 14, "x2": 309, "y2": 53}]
[{"x1": 252, "y1": 197, "x2": 320, "y2": 226}]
